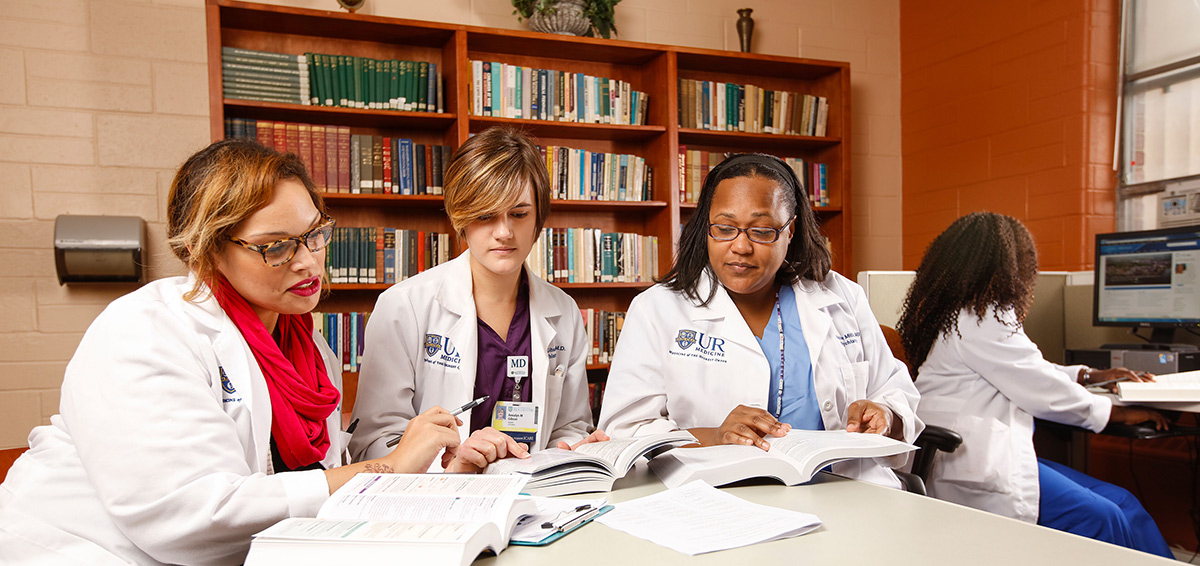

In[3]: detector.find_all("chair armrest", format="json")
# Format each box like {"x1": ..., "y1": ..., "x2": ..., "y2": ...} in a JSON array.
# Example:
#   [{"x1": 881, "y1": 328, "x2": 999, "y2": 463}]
[{"x1": 908, "y1": 425, "x2": 964, "y2": 483}]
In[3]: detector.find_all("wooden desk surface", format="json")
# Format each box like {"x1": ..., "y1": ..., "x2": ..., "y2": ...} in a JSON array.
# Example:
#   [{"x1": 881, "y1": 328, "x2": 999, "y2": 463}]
[{"x1": 479, "y1": 463, "x2": 1174, "y2": 566}]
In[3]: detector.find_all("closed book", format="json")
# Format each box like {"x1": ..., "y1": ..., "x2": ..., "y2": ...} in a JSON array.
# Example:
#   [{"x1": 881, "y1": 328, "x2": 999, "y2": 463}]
[
  {"x1": 383, "y1": 228, "x2": 397, "y2": 284},
  {"x1": 398, "y1": 139, "x2": 413, "y2": 195},
  {"x1": 411, "y1": 142, "x2": 423, "y2": 195},
  {"x1": 430, "y1": 145, "x2": 441, "y2": 194},
  {"x1": 372, "y1": 135, "x2": 384, "y2": 193},
  {"x1": 349, "y1": 134, "x2": 362, "y2": 195},
  {"x1": 417, "y1": 61, "x2": 429, "y2": 112},
  {"x1": 382, "y1": 137, "x2": 392, "y2": 194},
  {"x1": 311, "y1": 125, "x2": 326, "y2": 191},
  {"x1": 297, "y1": 124, "x2": 313, "y2": 177},
  {"x1": 221, "y1": 46, "x2": 300, "y2": 64},
  {"x1": 336, "y1": 126, "x2": 350, "y2": 193},
  {"x1": 373, "y1": 227, "x2": 382, "y2": 283},
  {"x1": 358, "y1": 135, "x2": 373, "y2": 193},
  {"x1": 256, "y1": 120, "x2": 274, "y2": 148}
]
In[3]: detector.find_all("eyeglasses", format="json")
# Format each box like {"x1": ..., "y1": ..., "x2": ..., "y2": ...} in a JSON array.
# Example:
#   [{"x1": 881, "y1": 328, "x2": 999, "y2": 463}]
[
  {"x1": 227, "y1": 213, "x2": 336, "y2": 267},
  {"x1": 708, "y1": 217, "x2": 795, "y2": 244}
]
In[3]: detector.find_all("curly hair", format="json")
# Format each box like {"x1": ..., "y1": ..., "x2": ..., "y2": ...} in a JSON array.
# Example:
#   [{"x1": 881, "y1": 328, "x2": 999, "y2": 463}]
[
  {"x1": 659, "y1": 153, "x2": 831, "y2": 306},
  {"x1": 895, "y1": 212, "x2": 1039, "y2": 373}
]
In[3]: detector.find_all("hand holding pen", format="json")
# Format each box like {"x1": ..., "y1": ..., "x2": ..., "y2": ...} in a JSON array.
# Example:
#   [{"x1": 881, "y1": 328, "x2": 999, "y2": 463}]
[
  {"x1": 1083, "y1": 367, "x2": 1155, "y2": 393},
  {"x1": 386, "y1": 396, "x2": 489, "y2": 448}
]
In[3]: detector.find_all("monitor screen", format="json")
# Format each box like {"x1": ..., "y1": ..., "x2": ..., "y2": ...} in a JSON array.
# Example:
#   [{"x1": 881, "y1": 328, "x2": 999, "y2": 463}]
[{"x1": 1093, "y1": 225, "x2": 1200, "y2": 328}]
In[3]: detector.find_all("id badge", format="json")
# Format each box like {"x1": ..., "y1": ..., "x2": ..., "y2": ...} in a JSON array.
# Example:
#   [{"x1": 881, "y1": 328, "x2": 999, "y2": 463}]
[{"x1": 492, "y1": 401, "x2": 539, "y2": 445}]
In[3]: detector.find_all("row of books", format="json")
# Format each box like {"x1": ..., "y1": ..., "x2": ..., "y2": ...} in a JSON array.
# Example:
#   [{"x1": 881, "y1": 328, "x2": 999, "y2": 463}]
[
  {"x1": 580, "y1": 308, "x2": 626, "y2": 366},
  {"x1": 678, "y1": 78, "x2": 829, "y2": 136},
  {"x1": 677, "y1": 147, "x2": 828, "y2": 206},
  {"x1": 540, "y1": 145, "x2": 653, "y2": 202},
  {"x1": 470, "y1": 61, "x2": 649, "y2": 125},
  {"x1": 313, "y1": 311, "x2": 368, "y2": 373},
  {"x1": 224, "y1": 118, "x2": 451, "y2": 196},
  {"x1": 526, "y1": 228, "x2": 658, "y2": 284},
  {"x1": 326, "y1": 227, "x2": 451, "y2": 285},
  {"x1": 221, "y1": 46, "x2": 311, "y2": 105},
  {"x1": 586, "y1": 380, "x2": 607, "y2": 420},
  {"x1": 222, "y1": 46, "x2": 444, "y2": 112}
]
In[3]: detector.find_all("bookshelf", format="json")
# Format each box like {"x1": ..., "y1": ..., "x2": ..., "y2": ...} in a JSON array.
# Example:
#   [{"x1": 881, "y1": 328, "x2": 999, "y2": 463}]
[{"x1": 206, "y1": 0, "x2": 852, "y2": 404}]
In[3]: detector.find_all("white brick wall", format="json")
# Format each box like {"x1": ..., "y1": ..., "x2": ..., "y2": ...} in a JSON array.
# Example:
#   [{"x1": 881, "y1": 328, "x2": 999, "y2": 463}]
[{"x1": 0, "y1": 0, "x2": 902, "y2": 449}]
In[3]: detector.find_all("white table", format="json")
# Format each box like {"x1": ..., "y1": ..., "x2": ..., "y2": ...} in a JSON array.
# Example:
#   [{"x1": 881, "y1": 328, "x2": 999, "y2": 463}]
[{"x1": 479, "y1": 463, "x2": 1175, "y2": 565}]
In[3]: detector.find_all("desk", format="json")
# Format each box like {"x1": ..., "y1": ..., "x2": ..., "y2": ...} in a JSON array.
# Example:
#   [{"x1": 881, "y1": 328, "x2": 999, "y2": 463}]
[{"x1": 479, "y1": 464, "x2": 1174, "y2": 565}]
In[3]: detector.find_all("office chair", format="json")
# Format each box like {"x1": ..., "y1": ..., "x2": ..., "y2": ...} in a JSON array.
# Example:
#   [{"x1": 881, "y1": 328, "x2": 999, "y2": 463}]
[{"x1": 879, "y1": 325, "x2": 963, "y2": 496}]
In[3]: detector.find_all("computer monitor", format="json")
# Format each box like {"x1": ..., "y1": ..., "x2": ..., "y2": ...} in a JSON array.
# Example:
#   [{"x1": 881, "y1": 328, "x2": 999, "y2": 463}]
[{"x1": 1093, "y1": 224, "x2": 1200, "y2": 344}]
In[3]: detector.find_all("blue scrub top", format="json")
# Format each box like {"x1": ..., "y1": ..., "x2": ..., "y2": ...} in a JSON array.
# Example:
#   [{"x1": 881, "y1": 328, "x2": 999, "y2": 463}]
[{"x1": 756, "y1": 285, "x2": 823, "y2": 430}]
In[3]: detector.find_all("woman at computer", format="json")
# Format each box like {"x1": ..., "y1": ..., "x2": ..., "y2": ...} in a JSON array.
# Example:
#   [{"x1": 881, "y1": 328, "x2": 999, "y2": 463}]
[
  {"x1": 895, "y1": 211, "x2": 1172, "y2": 557},
  {"x1": 0, "y1": 139, "x2": 507, "y2": 564},
  {"x1": 597, "y1": 153, "x2": 921, "y2": 489}
]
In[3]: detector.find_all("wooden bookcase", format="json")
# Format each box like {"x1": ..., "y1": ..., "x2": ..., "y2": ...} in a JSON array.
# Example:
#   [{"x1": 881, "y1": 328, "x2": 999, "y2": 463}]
[{"x1": 205, "y1": 0, "x2": 851, "y2": 388}]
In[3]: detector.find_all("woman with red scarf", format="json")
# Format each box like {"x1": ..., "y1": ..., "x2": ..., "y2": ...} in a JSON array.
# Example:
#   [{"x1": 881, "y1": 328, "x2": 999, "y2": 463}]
[{"x1": 0, "y1": 140, "x2": 517, "y2": 565}]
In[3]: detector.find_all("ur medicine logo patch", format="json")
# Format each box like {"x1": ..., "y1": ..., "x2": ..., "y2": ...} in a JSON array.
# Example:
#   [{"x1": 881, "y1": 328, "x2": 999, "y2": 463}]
[
  {"x1": 675, "y1": 329, "x2": 697, "y2": 350},
  {"x1": 219, "y1": 366, "x2": 236, "y2": 394},
  {"x1": 425, "y1": 334, "x2": 443, "y2": 357}
]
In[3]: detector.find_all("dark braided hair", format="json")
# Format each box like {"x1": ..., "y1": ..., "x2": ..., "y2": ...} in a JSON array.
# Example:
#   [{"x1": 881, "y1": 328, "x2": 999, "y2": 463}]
[
  {"x1": 660, "y1": 153, "x2": 831, "y2": 306},
  {"x1": 896, "y1": 212, "x2": 1039, "y2": 373}
]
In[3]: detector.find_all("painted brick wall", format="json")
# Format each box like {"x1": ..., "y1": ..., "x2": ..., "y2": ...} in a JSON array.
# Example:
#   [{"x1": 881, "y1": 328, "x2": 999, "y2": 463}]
[
  {"x1": 0, "y1": 0, "x2": 902, "y2": 449},
  {"x1": 900, "y1": 0, "x2": 1118, "y2": 270}
]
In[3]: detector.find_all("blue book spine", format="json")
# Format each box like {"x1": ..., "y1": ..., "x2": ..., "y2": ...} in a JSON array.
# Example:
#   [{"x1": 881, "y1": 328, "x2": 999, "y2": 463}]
[
  {"x1": 399, "y1": 138, "x2": 413, "y2": 195},
  {"x1": 567, "y1": 228, "x2": 575, "y2": 283},
  {"x1": 384, "y1": 227, "x2": 396, "y2": 284},
  {"x1": 619, "y1": 154, "x2": 629, "y2": 201},
  {"x1": 427, "y1": 62, "x2": 437, "y2": 112},
  {"x1": 491, "y1": 63, "x2": 501, "y2": 118},
  {"x1": 514, "y1": 65, "x2": 522, "y2": 119},
  {"x1": 576, "y1": 73, "x2": 585, "y2": 123}
]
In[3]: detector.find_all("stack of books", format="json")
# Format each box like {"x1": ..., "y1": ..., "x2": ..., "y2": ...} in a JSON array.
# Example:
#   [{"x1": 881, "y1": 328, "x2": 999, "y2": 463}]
[
  {"x1": 678, "y1": 78, "x2": 828, "y2": 136},
  {"x1": 676, "y1": 148, "x2": 826, "y2": 206},
  {"x1": 470, "y1": 61, "x2": 648, "y2": 125},
  {"x1": 304, "y1": 53, "x2": 442, "y2": 112},
  {"x1": 313, "y1": 311, "x2": 369, "y2": 373},
  {"x1": 326, "y1": 227, "x2": 451, "y2": 285},
  {"x1": 527, "y1": 229, "x2": 658, "y2": 284},
  {"x1": 541, "y1": 145, "x2": 652, "y2": 202},
  {"x1": 223, "y1": 118, "x2": 450, "y2": 196},
  {"x1": 221, "y1": 47, "x2": 311, "y2": 105}
]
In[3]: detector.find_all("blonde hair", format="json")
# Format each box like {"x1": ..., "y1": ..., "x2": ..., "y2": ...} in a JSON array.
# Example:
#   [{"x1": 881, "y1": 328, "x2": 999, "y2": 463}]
[
  {"x1": 166, "y1": 139, "x2": 324, "y2": 301},
  {"x1": 443, "y1": 127, "x2": 551, "y2": 239}
]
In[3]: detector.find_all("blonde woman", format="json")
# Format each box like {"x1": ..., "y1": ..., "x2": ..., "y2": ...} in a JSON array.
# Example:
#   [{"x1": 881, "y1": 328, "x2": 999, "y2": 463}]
[
  {"x1": 351, "y1": 127, "x2": 606, "y2": 471},
  {"x1": 0, "y1": 139, "x2": 467, "y2": 564}
]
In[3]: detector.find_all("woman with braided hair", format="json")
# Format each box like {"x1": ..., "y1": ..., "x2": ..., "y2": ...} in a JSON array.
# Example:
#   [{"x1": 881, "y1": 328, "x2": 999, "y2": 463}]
[{"x1": 896, "y1": 211, "x2": 1171, "y2": 557}]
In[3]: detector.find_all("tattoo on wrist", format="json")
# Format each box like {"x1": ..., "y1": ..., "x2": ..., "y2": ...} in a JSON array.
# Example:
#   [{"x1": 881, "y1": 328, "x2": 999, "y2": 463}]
[{"x1": 363, "y1": 462, "x2": 393, "y2": 473}]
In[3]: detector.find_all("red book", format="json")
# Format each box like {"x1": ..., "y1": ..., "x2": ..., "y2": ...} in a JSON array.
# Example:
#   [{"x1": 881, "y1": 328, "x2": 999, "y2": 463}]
[
  {"x1": 310, "y1": 125, "x2": 326, "y2": 191},
  {"x1": 272, "y1": 122, "x2": 287, "y2": 153},
  {"x1": 424, "y1": 145, "x2": 433, "y2": 195},
  {"x1": 256, "y1": 120, "x2": 274, "y2": 148},
  {"x1": 297, "y1": 123, "x2": 313, "y2": 176},
  {"x1": 382, "y1": 137, "x2": 393, "y2": 194},
  {"x1": 416, "y1": 230, "x2": 426, "y2": 273},
  {"x1": 336, "y1": 126, "x2": 351, "y2": 193}
]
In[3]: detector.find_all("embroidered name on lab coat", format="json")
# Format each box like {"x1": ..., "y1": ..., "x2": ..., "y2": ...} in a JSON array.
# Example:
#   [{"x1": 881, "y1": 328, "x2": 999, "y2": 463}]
[
  {"x1": 837, "y1": 331, "x2": 860, "y2": 346},
  {"x1": 423, "y1": 333, "x2": 462, "y2": 370},
  {"x1": 669, "y1": 329, "x2": 727, "y2": 363},
  {"x1": 547, "y1": 344, "x2": 564, "y2": 360}
]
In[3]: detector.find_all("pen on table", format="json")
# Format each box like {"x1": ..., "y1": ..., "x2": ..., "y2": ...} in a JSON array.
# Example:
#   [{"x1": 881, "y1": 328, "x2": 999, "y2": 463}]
[
  {"x1": 1088, "y1": 376, "x2": 1135, "y2": 389},
  {"x1": 385, "y1": 396, "x2": 489, "y2": 448}
]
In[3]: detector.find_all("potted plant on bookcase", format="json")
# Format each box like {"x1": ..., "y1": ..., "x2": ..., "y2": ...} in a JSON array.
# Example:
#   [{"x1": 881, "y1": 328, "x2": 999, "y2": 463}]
[{"x1": 512, "y1": 0, "x2": 622, "y2": 39}]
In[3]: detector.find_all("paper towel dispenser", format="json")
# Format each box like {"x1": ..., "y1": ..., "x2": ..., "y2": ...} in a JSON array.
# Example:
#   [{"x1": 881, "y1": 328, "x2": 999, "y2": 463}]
[{"x1": 54, "y1": 215, "x2": 146, "y2": 284}]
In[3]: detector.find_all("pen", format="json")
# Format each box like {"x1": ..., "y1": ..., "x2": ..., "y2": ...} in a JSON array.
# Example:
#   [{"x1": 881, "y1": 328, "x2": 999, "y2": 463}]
[
  {"x1": 385, "y1": 396, "x2": 490, "y2": 448},
  {"x1": 345, "y1": 418, "x2": 359, "y2": 434},
  {"x1": 1088, "y1": 376, "x2": 1135, "y2": 389}
]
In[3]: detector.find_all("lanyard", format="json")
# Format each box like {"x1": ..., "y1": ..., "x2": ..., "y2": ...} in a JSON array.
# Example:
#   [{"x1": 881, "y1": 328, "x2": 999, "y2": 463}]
[{"x1": 773, "y1": 293, "x2": 785, "y2": 418}]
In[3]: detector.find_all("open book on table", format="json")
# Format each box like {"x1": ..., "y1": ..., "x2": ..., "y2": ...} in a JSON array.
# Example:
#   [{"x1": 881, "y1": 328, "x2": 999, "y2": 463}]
[
  {"x1": 649, "y1": 429, "x2": 916, "y2": 488},
  {"x1": 1117, "y1": 369, "x2": 1200, "y2": 402},
  {"x1": 245, "y1": 474, "x2": 534, "y2": 566},
  {"x1": 484, "y1": 430, "x2": 697, "y2": 496}
]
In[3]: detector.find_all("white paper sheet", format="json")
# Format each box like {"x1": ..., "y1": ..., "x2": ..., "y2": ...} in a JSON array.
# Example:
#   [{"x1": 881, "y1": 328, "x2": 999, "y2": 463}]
[{"x1": 595, "y1": 481, "x2": 821, "y2": 555}]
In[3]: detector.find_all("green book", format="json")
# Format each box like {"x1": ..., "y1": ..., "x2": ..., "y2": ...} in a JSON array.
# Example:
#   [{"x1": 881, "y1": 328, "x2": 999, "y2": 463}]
[
  {"x1": 320, "y1": 53, "x2": 334, "y2": 106},
  {"x1": 376, "y1": 58, "x2": 386, "y2": 110},
  {"x1": 351, "y1": 56, "x2": 362, "y2": 108},
  {"x1": 221, "y1": 46, "x2": 297, "y2": 63},
  {"x1": 389, "y1": 60, "x2": 400, "y2": 110},
  {"x1": 397, "y1": 60, "x2": 409, "y2": 111},
  {"x1": 601, "y1": 78, "x2": 610, "y2": 123},
  {"x1": 418, "y1": 61, "x2": 429, "y2": 112}
]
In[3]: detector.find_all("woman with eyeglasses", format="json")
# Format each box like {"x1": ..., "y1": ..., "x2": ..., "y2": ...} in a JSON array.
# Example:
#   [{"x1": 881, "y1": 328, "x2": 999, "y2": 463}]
[
  {"x1": 597, "y1": 153, "x2": 921, "y2": 488},
  {"x1": 0, "y1": 139, "x2": 468, "y2": 565}
]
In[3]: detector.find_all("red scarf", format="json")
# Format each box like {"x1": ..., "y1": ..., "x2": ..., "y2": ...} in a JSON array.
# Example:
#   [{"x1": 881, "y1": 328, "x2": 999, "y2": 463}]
[{"x1": 214, "y1": 277, "x2": 340, "y2": 470}]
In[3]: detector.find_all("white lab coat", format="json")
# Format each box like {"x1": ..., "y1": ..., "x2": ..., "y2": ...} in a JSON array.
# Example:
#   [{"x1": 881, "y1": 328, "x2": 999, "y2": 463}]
[
  {"x1": 0, "y1": 276, "x2": 348, "y2": 566},
  {"x1": 349, "y1": 251, "x2": 592, "y2": 462},
  {"x1": 597, "y1": 270, "x2": 922, "y2": 488},
  {"x1": 915, "y1": 306, "x2": 1111, "y2": 523}
]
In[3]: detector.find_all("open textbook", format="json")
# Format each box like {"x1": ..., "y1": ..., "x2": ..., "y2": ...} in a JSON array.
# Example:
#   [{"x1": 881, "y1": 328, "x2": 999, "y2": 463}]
[
  {"x1": 649, "y1": 429, "x2": 917, "y2": 488},
  {"x1": 485, "y1": 430, "x2": 697, "y2": 495},
  {"x1": 245, "y1": 474, "x2": 535, "y2": 566},
  {"x1": 1117, "y1": 370, "x2": 1200, "y2": 402}
]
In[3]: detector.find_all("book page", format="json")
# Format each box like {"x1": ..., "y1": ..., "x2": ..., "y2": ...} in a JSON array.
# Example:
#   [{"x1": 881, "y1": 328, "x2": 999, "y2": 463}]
[
  {"x1": 485, "y1": 449, "x2": 607, "y2": 476},
  {"x1": 1118, "y1": 369, "x2": 1200, "y2": 400},
  {"x1": 318, "y1": 474, "x2": 526, "y2": 527},
  {"x1": 767, "y1": 430, "x2": 915, "y2": 476},
  {"x1": 596, "y1": 480, "x2": 820, "y2": 555},
  {"x1": 257, "y1": 518, "x2": 478, "y2": 543}
]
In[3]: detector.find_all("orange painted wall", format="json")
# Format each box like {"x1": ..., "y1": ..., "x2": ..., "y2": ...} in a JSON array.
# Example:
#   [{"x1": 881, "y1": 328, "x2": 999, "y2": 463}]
[{"x1": 900, "y1": 0, "x2": 1119, "y2": 270}]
